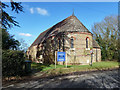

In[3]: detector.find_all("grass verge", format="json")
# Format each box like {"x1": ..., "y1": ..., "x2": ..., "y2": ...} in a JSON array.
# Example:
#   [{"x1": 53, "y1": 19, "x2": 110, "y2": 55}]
[{"x1": 31, "y1": 61, "x2": 119, "y2": 77}]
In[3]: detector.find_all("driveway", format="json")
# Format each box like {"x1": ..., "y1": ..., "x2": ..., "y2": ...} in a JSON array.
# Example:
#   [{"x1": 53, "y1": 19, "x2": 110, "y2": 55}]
[{"x1": 3, "y1": 69, "x2": 120, "y2": 88}]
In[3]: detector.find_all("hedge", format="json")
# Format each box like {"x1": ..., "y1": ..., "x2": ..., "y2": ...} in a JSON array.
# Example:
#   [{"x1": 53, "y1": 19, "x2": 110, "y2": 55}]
[{"x1": 2, "y1": 50, "x2": 25, "y2": 77}]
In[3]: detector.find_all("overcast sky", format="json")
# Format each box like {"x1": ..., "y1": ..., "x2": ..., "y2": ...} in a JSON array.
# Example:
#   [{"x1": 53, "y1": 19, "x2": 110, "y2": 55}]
[{"x1": 5, "y1": 2, "x2": 118, "y2": 47}]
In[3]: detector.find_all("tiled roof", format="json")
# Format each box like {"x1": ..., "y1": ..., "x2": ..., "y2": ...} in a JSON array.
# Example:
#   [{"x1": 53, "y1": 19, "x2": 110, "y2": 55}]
[
  {"x1": 29, "y1": 15, "x2": 92, "y2": 48},
  {"x1": 29, "y1": 28, "x2": 51, "y2": 49},
  {"x1": 93, "y1": 39, "x2": 100, "y2": 48}
]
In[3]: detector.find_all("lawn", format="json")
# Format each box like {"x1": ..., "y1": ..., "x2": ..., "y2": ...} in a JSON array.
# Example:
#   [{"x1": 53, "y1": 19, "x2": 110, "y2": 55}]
[{"x1": 31, "y1": 61, "x2": 119, "y2": 76}]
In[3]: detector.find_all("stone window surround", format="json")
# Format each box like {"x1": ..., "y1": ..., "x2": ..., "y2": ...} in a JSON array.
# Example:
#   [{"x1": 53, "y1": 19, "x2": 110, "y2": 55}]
[{"x1": 86, "y1": 37, "x2": 90, "y2": 50}]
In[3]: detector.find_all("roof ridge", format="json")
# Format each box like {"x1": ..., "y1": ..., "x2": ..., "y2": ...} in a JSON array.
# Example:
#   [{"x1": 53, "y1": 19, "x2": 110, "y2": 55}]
[{"x1": 29, "y1": 15, "x2": 92, "y2": 48}]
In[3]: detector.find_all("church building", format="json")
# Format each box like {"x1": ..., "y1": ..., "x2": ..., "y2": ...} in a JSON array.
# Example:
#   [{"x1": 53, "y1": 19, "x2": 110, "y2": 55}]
[{"x1": 27, "y1": 14, "x2": 101, "y2": 65}]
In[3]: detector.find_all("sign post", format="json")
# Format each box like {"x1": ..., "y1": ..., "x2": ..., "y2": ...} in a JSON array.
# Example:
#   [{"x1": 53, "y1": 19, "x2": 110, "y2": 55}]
[
  {"x1": 66, "y1": 52, "x2": 67, "y2": 68},
  {"x1": 55, "y1": 51, "x2": 56, "y2": 68},
  {"x1": 90, "y1": 49, "x2": 93, "y2": 66}
]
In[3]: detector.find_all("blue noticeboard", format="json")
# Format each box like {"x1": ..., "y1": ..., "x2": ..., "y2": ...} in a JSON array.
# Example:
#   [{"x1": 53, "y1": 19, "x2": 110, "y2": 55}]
[{"x1": 57, "y1": 52, "x2": 66, "y2": 62}]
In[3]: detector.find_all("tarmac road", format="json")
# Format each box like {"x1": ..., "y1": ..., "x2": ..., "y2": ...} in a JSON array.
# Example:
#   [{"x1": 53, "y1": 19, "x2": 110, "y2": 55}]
[{"x1": 3, "y1": 69, "x2": 120, "y2": 89}]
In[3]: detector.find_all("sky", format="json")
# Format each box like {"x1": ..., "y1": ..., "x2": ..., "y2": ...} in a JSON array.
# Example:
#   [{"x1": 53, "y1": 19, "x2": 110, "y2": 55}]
[
  {"x1": 5, "y1": 2, "x2": 118, "y2": 47},
  {"x1": 2, "y1": 0, "x2": 120, "y2": 2}
]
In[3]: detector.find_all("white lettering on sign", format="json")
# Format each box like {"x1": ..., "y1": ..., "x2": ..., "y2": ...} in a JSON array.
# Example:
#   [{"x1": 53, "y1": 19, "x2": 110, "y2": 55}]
[
  {"x1": 59, "y1": 54, "x2": 64, "y2": 55},
  {"x1": 59, "y1": 59, "x2": 64, "y2": 60}
]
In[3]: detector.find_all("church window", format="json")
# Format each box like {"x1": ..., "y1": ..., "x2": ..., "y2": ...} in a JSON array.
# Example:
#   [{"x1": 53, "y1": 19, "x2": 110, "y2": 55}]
[
  {"x1": 71, "y1": 37, "x2": 74, "y2": 48},
  {"x1": 86, "y1": 37, "x2": 89, "y2": 48},
  {"x1": 59, "y1": 38, "x2": 61, "y2": 50}
]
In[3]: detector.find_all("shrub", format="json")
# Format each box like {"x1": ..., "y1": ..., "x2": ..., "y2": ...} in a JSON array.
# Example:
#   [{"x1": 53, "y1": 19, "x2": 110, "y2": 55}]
[{"x1": 2, "y1": 50, "x2": 25, "y2": 77}]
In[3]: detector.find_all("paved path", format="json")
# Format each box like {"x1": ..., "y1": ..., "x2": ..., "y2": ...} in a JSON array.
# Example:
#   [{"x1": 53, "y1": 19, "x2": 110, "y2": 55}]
[{"x1": 3, "y1": 69, "x2": 120, "y2": 88}]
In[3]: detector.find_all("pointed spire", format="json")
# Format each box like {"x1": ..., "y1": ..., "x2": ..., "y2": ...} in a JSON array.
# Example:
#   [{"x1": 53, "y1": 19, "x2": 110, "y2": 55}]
[{"x1": 72, "y1": 8, "x2": 74, "y2": 16}]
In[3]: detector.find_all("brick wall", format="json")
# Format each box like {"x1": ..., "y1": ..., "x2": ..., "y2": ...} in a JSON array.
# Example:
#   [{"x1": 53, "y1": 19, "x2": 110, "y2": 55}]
[
  {"x1": 93, "y1": 48, "x2": 101, "y2": 62},
  {"x1": 28, "y1": 32, "x2": 101, "y2": 65},
  {"x1": 28, "y1": 45, "x2": 37, "y2": 62},
  {"x1": 65, "y1": 32, "x2": 93, "y2": 65}
]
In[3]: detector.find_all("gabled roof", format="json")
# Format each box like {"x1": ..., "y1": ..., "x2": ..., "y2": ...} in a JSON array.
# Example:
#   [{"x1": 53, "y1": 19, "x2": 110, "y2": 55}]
[
  {"x1": 93, "y1": 39, "x2": 100, "y2": 48},
  {"x1": 29, "y1": 27, "x2": 51, "y2": 49},
  {"x1": 48, "y1": 15, "x2": 91, "y2": 36},
  {"x1": 29, "y1": 15, "x2": 92, "y2": 49}
]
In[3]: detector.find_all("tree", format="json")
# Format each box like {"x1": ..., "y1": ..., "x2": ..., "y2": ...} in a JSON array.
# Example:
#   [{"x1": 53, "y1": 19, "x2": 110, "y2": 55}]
[
  {"x1": 18, "y1": 38, "x2": 29, "y2": 52},
  {"x1": 1, "y1": 1, "x2": 25, "y2": 78},
  {"x1": 1, "y1": 1, "x2": 23, "y2": 29},
  {"x1": 2, "y1": 29, "x2": 20, "y2": 50},
  {"x1": 92, "y1": 15, "x2": 118, "y2": 61},
  {"x1": 1, "y1": 1, "x2": 24, "y2": 50}
]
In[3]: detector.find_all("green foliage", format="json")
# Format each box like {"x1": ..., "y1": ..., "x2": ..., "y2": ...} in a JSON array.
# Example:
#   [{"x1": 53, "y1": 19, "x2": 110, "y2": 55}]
[
  {"x1": 2, "y1": 29, "x2": 20, "y2": 50},
  {"x1": 1, "y1": 1, "x2": 23, "y2": 29},
  {"x1": 92, "y1": 15, "x2": 118, "y2": 61},
  {"x1": 2, "y1": 50, "x2": 25, "y2": 77},
  {"x1": 1, "y1": 1, "x2": 27, "y2": 78},
  {"x1": 31, "y1": 61, "x2": 119, "y2": 76},
  {"x1": 1, "y1": 1, "x2": 24, "y2": 50}
]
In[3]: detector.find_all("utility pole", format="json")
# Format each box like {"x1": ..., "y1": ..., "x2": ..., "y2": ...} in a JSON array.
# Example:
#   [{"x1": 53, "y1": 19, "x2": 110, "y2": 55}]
[{"x1": 66, "y1": 52, "x2": 67, "y2": 68}]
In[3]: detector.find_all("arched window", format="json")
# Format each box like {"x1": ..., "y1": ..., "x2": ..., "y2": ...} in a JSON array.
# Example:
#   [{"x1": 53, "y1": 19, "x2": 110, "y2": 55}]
[
  {"x1": 71, "y1": 37, "x2": 74, "y2": 48},
  {"x1": 58, "y1": 38, "x2": 61, "y2": 50},
  {"x1": 86, "y1": 37, "x2": 89, "y2": 48}
]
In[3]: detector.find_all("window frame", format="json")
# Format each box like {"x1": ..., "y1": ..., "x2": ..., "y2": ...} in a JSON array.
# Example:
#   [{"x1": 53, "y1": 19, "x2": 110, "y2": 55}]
[
  {"x1": 70, "y1": 37, "x2": 74, "y2": 48},
  {"x1": 86, "y1": 37, "x2": 89, "y2": 49}
]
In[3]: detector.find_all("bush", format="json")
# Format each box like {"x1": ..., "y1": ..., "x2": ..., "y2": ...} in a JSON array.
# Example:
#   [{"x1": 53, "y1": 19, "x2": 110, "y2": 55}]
[{"x1": 2, "y1": 50, "x2": 25, "y2": 77}]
